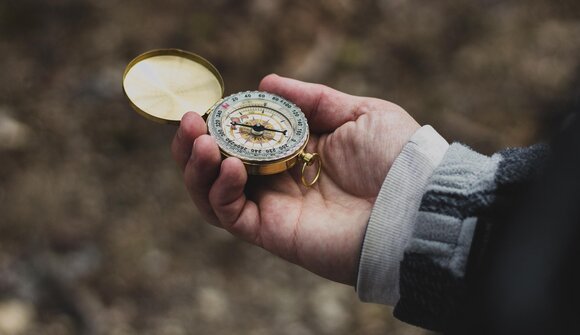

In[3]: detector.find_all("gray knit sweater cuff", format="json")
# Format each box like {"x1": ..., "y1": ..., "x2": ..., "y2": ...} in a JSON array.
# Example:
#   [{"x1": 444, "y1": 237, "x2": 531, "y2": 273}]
[
  {"x1": 393, "y1": 144, "x2": 506, "y2": 330},
  {"x1": 356, "y1": 125, "x2": 449, "y2": 305},
  {"x1": 407, "y1": 144, "x2": 502, "y2": 276}
]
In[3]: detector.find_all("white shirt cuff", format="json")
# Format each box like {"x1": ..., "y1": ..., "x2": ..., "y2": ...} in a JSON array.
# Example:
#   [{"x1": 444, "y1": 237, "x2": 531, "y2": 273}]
[{"x1": 356, "y1": 125, "x2": 449, "y2": 305}]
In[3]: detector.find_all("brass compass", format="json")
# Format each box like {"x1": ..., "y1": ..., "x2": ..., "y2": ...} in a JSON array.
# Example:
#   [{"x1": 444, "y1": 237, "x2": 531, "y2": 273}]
[{"x1": 122, "y1": 49, "x2": 321, "y2": 186}]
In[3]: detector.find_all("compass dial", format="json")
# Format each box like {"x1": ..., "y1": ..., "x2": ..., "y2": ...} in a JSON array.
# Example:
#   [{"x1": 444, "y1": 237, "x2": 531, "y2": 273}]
[
  {"x1": 207, "y1": 91, "x2": 309, "y2": 162},
  {"x1": 123, "y1": 49, "x2": 321, "y2": 183}
]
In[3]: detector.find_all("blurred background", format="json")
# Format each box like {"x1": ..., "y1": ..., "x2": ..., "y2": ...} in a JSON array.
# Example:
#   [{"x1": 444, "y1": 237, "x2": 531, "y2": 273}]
[{"x1": 1, "y1": 0, "x2": 579, "y2": 334}]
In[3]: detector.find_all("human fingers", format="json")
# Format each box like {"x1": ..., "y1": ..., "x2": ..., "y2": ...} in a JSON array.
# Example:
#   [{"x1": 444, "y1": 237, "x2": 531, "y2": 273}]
[
  {"x1": 183, "y1": 134, "x2": 222, "y2": 225},
  {"x1": 208, "y1": 157, "x2": 261, "y2": 244},
  {"x1": 258, "y1": 74, "x2": 363, "y2": 133},
  {"x1": 171, "y1": 112, "x2": 207, "y2": 171}
]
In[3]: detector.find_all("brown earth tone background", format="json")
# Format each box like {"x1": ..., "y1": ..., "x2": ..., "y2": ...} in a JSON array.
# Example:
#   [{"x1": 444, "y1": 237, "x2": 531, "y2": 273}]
[{"x1": 1, "y1": 1, "x2": 579, "y2": 334}]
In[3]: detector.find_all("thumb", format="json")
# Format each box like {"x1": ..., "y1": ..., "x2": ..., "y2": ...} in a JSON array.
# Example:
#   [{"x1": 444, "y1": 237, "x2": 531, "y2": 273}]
[
  {"x1": 258, "y1": 74, "x2": 363, "y2": 133},
  {"x1": 208, "y1": 157, "x2": 262, "y2": 244}
]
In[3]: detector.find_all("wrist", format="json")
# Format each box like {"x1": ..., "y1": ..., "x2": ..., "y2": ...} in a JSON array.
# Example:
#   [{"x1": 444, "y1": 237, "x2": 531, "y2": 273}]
[{"x1": 356, "y1": 125, "x2": 449, "y2": 305}]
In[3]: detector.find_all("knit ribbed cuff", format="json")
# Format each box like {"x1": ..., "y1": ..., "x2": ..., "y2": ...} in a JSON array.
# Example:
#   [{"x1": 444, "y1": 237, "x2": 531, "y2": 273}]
[{"x1": 356, "y1": 125, "x2": 449, "y2": 305}]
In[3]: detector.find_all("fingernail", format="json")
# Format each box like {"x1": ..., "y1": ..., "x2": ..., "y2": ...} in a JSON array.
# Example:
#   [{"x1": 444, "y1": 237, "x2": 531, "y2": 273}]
[
  {"x1": 182, "y1": 111, "x2": 194, "y2": 122},
  {"x1": 193, "y1": 137, "x2": 199, "y2": 155}
]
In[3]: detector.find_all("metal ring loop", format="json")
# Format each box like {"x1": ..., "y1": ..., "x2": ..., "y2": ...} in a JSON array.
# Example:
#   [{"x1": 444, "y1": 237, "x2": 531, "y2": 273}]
[{"x1": 300, "y1": 152, "x2": 322, "y2": 187}]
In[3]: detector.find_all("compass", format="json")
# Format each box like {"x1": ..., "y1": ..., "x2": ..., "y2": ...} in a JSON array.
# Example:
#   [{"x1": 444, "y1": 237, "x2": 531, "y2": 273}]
[{"x1": 122, "y1": 49, "x2": 321, "y2": 186}]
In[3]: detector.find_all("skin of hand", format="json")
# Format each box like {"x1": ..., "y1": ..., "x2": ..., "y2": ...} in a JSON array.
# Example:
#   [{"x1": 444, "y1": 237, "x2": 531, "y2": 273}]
[{"x1": 171, "y1": 74, "x2": 420, "y2": 285}]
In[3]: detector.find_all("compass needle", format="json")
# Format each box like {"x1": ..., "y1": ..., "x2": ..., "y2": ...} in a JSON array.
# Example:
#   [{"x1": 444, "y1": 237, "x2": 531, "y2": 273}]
[{"x1": 124, "y1": 49, "x2": 320, "y2": 184}]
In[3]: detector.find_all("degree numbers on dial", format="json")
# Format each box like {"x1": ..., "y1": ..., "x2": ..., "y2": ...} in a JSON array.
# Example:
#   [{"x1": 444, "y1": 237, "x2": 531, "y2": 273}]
[
  {"x1": 207, "y1": 91, "x2": 309, "y2": 162},
  {"x1": 226, "y1": 106, "x2": 292, "y2": 150}
]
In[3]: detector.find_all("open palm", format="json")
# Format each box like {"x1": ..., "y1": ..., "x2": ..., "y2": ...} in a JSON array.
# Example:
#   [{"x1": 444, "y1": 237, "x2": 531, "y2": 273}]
[{"x1": 171, "y1": 74, "x2": 419, "y2": 285}]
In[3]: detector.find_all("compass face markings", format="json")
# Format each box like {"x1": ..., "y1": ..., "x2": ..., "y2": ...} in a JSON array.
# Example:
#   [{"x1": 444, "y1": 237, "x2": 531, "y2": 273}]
[
  {"x1": 227, "y1": 107, "x2": 289, "y2": 150},
  {"x1": 207, "y1": 91, "x2": 309, "y2": 162}
]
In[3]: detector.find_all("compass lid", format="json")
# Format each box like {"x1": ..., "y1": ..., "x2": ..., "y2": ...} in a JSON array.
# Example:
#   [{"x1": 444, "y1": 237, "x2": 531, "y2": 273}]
[{"x1": 122, "y1": 49, "x2": 224, "y2": 124}]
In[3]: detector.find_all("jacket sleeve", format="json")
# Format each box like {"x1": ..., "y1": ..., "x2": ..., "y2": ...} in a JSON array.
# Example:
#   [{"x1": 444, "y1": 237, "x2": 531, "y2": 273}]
[
  {"x1": 356, "y1": 125, "x2": 450, "y2": 305},
  {"x1": 393, "y1": 143, "x2": 549, "y2": 331}
]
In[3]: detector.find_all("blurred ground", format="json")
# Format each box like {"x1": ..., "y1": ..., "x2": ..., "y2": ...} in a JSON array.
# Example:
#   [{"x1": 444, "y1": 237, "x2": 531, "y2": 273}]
[{"x1": 1, "y1": 0, "x2": 579, "y2": 334}]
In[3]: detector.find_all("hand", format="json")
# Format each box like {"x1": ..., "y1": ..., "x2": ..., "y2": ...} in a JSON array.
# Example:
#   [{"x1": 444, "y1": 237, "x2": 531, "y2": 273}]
[{"x1": 171, "y1": 74, "x2": 420, "y2": 285}]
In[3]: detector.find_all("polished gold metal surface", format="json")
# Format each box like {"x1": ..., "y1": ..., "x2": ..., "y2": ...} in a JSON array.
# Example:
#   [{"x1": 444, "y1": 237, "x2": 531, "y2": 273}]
[
  {"x1": 299, "y1": 152, "x2": 322, "y2": 187},
  {"x1": 122, "y1": 49, "x2": 321, "y2": 185},
  {"x1": 220, "y1": 137, "x2": 309, "y2": 176},
  {"x1": 122, "y1": 49, "x2": 224, "y2": 124}
]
